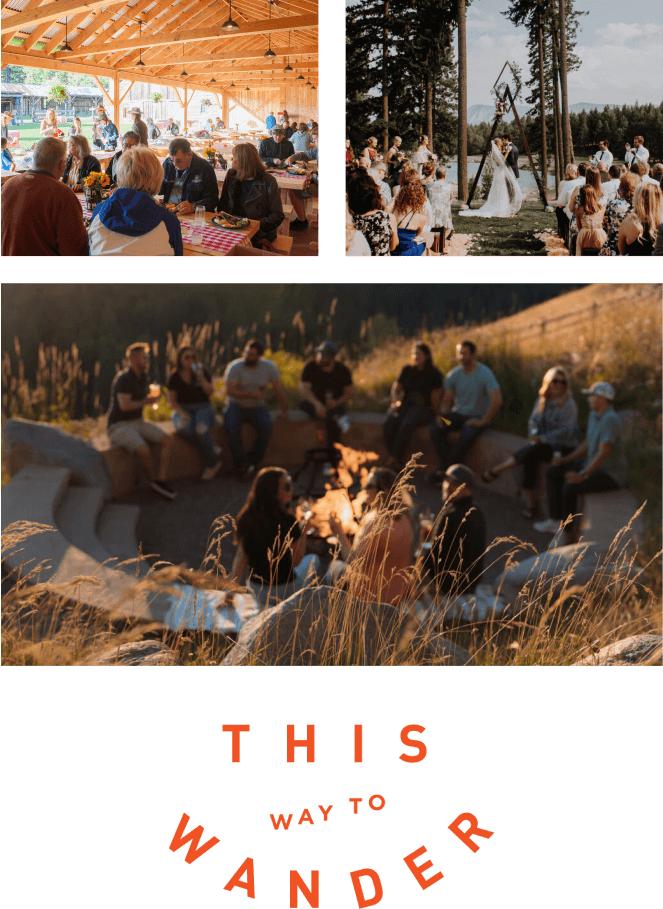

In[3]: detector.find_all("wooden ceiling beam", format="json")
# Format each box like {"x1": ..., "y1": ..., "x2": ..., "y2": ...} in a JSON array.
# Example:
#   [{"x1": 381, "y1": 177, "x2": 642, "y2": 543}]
[
  {"x1": 119, "y1": 44, "x2": 318, "y2": 69},
  {"x1": 0, "y1": 0, "x2": 126, "y2": 35}
]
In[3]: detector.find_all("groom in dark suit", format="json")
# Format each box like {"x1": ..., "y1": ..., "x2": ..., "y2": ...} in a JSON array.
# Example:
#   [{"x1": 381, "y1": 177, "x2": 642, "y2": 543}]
[{"x1": 504, "y1": 134, "x2": 519, "y2": 179}]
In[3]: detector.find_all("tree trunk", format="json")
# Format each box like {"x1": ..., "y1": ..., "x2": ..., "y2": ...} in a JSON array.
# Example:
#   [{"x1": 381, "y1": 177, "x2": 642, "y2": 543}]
[
  {"x1": 537, "y1": 0, "x2": 548, "y2": 200},
  {"x1": 457, "y1": 0, "x2": 468, "y2": 202},
  {"x1": 558, "y1": 0, "x2": 572, "y2": 164},
  {"x1": 551, "y1": 2, "x2": 563, "y2": 192},
  {"x1": 382, "y1": 0, "x2": 390, "y2": 153},
  {"x1": 426, "y1": 79, "x2": 434, "y2": 152}
]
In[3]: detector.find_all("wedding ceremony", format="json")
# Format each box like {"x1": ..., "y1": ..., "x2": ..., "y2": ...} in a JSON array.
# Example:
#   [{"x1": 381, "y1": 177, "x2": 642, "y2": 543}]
[{"x1": 346, "y1": 0, "x2": 663, "y2": 257}]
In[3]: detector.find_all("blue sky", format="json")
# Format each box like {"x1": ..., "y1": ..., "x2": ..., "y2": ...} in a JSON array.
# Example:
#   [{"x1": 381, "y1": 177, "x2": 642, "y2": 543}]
[{"x1": 347, "y1": 1, "x2": 663, "y2": 107}]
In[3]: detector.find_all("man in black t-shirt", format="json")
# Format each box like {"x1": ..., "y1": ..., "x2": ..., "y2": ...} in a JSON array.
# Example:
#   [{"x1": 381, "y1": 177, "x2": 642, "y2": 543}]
[
  {"x1": 383, "y1": 342, "x2": 442, "y2": 468},
  {"x1": 106, "y1": 342, "x2": 175, "y2": 500},
  {"x1": 299, "y1": 342, "x2": 354, "y2": 456}
]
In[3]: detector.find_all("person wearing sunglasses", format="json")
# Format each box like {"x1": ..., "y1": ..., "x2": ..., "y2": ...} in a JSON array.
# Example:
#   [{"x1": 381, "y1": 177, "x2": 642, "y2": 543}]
[
  {"x1": 480, "y1": 366, "x2": 578, "y2": 520},
  {"x1": 167, "y1": 345, "x2": 222, "y2": 481},
  {"x1": 232, "y1": 467, "x2": 319, "y2": 608}
]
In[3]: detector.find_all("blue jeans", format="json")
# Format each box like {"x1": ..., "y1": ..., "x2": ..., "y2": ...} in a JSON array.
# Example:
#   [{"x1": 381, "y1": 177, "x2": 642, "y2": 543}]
[
  {"x1": 224, "y1": 402, "x2": 272, "y2": 468},
  {"x1": 300, "y1": 400, "x2": 346, "y2": 450},
  {"x1": 172, "y1": 403, "x2": 217, "y2": 467},
  {"x1": 429, "y1": 411, "x2": 487, "y2": 469},
  {"x1": 383, "y1": 405, "x2": 434, "y2": 460}
]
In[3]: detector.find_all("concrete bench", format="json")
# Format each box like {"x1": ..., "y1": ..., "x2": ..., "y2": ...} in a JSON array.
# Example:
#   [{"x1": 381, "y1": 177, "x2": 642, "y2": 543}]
[{"x1": 2, "y1": 465, "x2": 256, "y2": 634}]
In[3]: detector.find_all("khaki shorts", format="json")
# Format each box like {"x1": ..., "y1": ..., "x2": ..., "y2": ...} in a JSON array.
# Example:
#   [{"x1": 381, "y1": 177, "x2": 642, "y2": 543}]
[{"x1": 108, "y1": 419, "x2": 167, "y2": 453}]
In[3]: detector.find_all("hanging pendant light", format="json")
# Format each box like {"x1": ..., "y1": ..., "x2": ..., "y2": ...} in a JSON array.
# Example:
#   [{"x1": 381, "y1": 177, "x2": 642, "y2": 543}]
[
  {"x1": 305, "y1": 57, "x2": 312, "y2": 86},
  {"x1": 264, "y1": 0, "x2": 276, "y2": 56},
  {"x1": 136, "y1": 19, "x2": 145, "y2": 66},
  {"x1": 296, "y1": 55, "x2": 305, "y2": 81},
  {"x1": 229, "y1": 59, "x2": 235, "y2": 89},
  {"x1": 60, "y1": 16, "x2": 73, "y2": 53},
  {"x1": 284, "y1": 30, "x2": 293, "y2": 72},
  {"x1": 222, "y1": 0, "x2": 240, "y2": 31},
  {"x1": 180, "y1": 41, "x2": 188, "y2": 78}
]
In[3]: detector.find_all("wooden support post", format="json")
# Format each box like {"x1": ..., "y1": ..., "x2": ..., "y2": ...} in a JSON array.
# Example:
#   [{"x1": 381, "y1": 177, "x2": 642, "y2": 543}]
[
  {"x1": 466, "y1": 116, "x2": 502, "y2": 207},
  {"x1": 221, "y1": 90, "x2": 229, "y2": 127},
  {"x1": 183, "y1": 87, "x2": 188, "y2": 130},
  {"x1": 506, "y1": 87, "x2": 548, "y2": 207},
  {"x1": 112, "y1": 72, "x2": 120, "y2": 130}
]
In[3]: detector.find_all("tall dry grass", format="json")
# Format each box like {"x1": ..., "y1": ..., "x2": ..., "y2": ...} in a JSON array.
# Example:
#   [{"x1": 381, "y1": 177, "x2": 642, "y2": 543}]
[{"x1": 3, "y1": 460, "x2": 660, "y2": 667}]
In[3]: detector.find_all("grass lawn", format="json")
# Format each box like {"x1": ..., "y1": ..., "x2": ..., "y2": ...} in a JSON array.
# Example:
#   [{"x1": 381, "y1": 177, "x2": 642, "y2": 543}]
[
  {"x1": 12, "y1": 116, "x2": 132, "y2": 150},
  {"x1": 451, "y1": 200, "x2": 557, "y2": 256}
]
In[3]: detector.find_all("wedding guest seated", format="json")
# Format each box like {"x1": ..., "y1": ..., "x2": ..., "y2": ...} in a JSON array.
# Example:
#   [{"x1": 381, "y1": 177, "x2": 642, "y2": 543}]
[
  {"x1": 284, "y1": 145, "x2": 318, "y2": 232},
  {"x1": 641, "y1": 163, "x2": 661, "y2": 187},
  {"x1": 555, "y1": 163, "x2": 582, "y2": 241},
  {"x1": 105, "y1": 131, "x2": 139, "y2": 185},
  {"x1": 383, "y1": 343, "x2": 442, "y2": 469},
  {"x1": 617, "y1": 182, "x2": 662, "y2": 256},
  {"x1": 630, "y1": 160, "x2": 647, "y2": 180},
  {"x1": 347, "y1": 167, "x2": 397, "y2": 256},
  {"x1": 568, "y1": 165, "x2": 604, "y2": 254},
  {"x1": 481, "y1": 366, "x2": 578, "y2": 520},
  {"x1": 223, "y1": 340, "x2": 288, "y2": 481},
  {"x1": 601, "y1": 172, "x2": 640, "y2": 256},
  {"x1": 165, "y1": 118, "x2": 179, "y2": 136},
  {"x1": 161, "y1": 137, "x2": 218, "y2": 213},
  {"x1": 575, "y1": 185, "x2": 607, "y2": 256},
  {"x1": 420, "y1": 161, "x2": 435, "y2": 186},
  {"x1": 61, "y1": 135, "x2": 101, "y2": 191},
  {"x1": 215, "y1": 117, "x2": 225, "y2": 130},
  {"x1": 390, "y1": 172, "x2": 429, "y2": 256},
  {"x1": 232, "y1": 467, "x2": 319, "y2": 607},
  {"x1": 291, "y1": 121, "x2": 312, "y2": 152},
  {"x1": 1, "y1": 137, "x2": 88, "y2": 256},
  {"x1": 421, "y1": 464, "x2": 486, "y2": 599},
  {"x1": 69, "y1": 117, "x2": 83, "y2": 137},
  {"x1": 368, "y1": 161, "x2": 392, "y2": 208},
  {"x1": 534, "y1": 382, "x2": 626, "y2": 546},
  {"x1": 218, "y1": 142, "x2": 284, "y2": 247},
  {"x1": 602, "y1": 164, "x2": 622, "y2": 202},
  {"x1": 40, "y1": 108, "x2": 60, "y2": 137},
  {"x1": 167, "y1": 345, "x2": 221, "y2": 481},
  {"x1": 327, "y1": 467, "x2": 415, "y2": 606},
  {"x1": 88, "y1": 146, "x2": 183, "y2": 256},
  {"x1": 106, "y1": 342, "x2": 175, "y2": 500},
  {"x1": 1, "y1": 137, "x2": 16, "y2": 171},
  {"x1": 146, "y1": 118, "x2": 161, "y2": 142},
  {"x1": 346, "y1": 198, "x2": 371, "y2": 256},
  {"x1": 425, "y1": 166, "x2": 454, "y2": 246},
  {"x1": 650, "y1": 163, "x2": 663, "y2": 186}
]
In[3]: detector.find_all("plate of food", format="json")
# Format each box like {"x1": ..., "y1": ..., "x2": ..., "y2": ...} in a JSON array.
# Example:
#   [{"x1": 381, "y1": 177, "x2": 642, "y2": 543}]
[
  {"x1": 286, "y1": 167, "x2": 308, "y2": 175},
  {"x1": 213, "y1": 212, "x2": 250, "y2": 230}
]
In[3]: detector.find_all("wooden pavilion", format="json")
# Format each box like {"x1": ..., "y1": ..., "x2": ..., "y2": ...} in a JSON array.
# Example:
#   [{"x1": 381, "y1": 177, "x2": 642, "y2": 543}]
[{"x1": 1, "y1": 0, "x2": 318, "y2": 127}]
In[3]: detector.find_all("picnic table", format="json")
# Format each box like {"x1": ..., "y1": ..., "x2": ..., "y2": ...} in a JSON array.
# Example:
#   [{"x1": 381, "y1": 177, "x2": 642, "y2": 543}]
[{"x1": 75, "y1": 192, "x2": 258, "y2": 256}]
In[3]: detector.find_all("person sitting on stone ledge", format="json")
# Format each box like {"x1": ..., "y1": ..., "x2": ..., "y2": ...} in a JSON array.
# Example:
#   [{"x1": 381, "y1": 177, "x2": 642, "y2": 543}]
[
  {"x1": 534, "y1": 382, "x2": 627, "y2": 545},
  {"x1": 383, "y1": 342, "x2": 442, "y2": 471},
  {"x1": 167, "y1": 345, "x2": 222, "y2": 482},
  {"x1": 428, "y1": 340, "x2": 502, "y2": 486},
  {"x1": 299, "y1": 342, "x2": 354, "y2": 465},
  {"x1": 223, "y1": 340, "x2": 289, "y2": 482},
  {"x1": 326, "y1": 467, "x2": 415, "y2": 607},
  {"x1": 232, "y1": 467, "x2": 319, "y2": 607},
  {"x1": 481, "y1": 365, "x2": 578, "y2": 520},
  {"x1": 106, "y1": 342, "x2": 175, "y2": 500},
  {"x1": 421, "y1": 464, "x2": 486, "y2": 600}
]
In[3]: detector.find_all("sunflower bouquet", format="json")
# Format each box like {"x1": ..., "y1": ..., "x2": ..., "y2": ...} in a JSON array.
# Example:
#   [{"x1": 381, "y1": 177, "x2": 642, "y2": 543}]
[
  {"x1": 204, "y1": 146, "x2": 217, "y2": 162},
  {"x1": 83, "y1": 172, "x2": 111, "y2": 190}
]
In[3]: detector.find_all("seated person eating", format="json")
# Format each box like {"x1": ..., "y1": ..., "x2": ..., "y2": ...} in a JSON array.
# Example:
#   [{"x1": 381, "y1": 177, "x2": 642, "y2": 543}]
[
  {"x1": 160, "y1": 137, "x2": 218, "y2": 214},
  {"x1": 217, "y1": 143, "x2": 284, "y2": 247}
]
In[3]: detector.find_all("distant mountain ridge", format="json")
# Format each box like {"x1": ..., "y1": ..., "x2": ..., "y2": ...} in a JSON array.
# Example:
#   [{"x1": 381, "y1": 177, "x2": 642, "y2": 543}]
[{"x1": 468, "y1": 101, "x2": 612, "y2": 126}]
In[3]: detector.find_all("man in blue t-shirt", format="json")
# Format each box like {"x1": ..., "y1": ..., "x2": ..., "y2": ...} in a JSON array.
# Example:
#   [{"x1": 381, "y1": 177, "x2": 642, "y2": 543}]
[
  {"x1": 534, "y1": 381, "x2": 627, "y2": 544},
  {"x1": 265, "y1": 112, "x2": 277, "y2": 132},
  {"x1": 428, "y1": 341, "x2": 502, "y2": 484}
]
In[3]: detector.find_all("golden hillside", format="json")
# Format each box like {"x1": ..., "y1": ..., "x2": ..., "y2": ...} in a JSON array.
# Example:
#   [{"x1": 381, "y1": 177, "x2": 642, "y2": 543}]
[{"x1": 470, "y1": 283, "x2": 661, "y2": 359}]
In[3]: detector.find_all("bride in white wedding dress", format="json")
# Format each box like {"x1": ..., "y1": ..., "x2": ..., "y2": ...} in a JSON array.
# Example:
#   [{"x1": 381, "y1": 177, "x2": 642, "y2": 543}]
[{"x1": 459, "y1": 138, "x2": 522, "y2": 218}]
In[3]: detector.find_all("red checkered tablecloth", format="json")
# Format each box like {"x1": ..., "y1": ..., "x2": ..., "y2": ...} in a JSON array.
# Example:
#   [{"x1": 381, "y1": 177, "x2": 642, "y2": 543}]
[
  {"x1": 180, "y1": 221, "x2": 252, "y2": 254},
  {"x1": 77, "y1": 196, "x2": 251, "y2": 253}
]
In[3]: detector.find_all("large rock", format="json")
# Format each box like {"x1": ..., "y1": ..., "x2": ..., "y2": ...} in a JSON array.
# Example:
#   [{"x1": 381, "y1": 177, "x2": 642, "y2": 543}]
[
  {"x1": 81, "y1": 641, "x2": 182, "y2": 666},
  {"x1": 495, "y1": 541, "x2": 612, "y2": 605},
  {"x1": 574, "y1": 634, "x2": 662, "y2": 666},
  {"x1": 222, "y1": 585, "x2": 474, "y2": 666},
  {"x1": 3, "y1": 418, "x2": 112, "y2": 499}
]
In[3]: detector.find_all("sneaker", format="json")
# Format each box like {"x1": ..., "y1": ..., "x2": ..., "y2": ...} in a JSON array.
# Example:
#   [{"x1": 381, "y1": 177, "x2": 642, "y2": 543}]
[
  {"x1": 201, "y1": 461, "x2": 222, "y2": 481},
  {"x1": 150, "y1": 479, "x2": 176, "y2": 500},
  {"x1": 290, "y1": 218, "x2": 309, "y2": 232},
  {"x1": 533, "y1": 518, "x2": 560, "y2": 534}
]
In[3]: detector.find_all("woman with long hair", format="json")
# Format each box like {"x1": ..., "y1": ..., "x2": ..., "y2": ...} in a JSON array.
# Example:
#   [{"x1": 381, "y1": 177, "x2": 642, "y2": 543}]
[
  {"x1": 346, "y1": 197, "x2": 371, "y2": 256},
  {"x1": 347, "y1": 167, "x2": 397, "y2": 256},
  {"x1": 412, "y1": 135, "x2": 436, "y2": 176},
  {"x1": 61, "y1": 134, "x2": 101, "y2": 191},
  {"x1": 575, "y1": 185, "x2": 607, "y2": 256},
  {"x1": 568, "y1": 165, "x2": 605, "y2": 253},
  {"x1": 40, "y1": 107, "x2": 61, "y2": 137},
  {"x1": 601, "y1": 171, "x2": 640, "y2": 255},
  {"x1": 481, "y1": 366, "x2": 578, "y2": 519},
  {"x1": 362, "y1": 136, "x2": 378, "y2": 163},
  {"x1": 383, "y1": 342, "x2": 443, "y2": 468},
  {"x1": 69, "y1": 117, "x2": 83, "y2": 137},
  {"x1": 425, "y1": 165, "x2": 454, "y2": 245},
  {"x1": 217, "y1": 142, "x2": 284, "y2": 247},
  {"x1": 390, "y1": 174, "x2": 428, "y2": 256},
  {"x1": 618, "y1": 181, "x2": 662, "y2": 255},
  {"x1": 167, "y1": 345, "x2": 221, "y2": 481},
  {"x1": 345, "y1": 138, "x2": 355, "y2": 167},
  {"x1": 233, "y1": 467, "x2": 319, "y2": 607}
]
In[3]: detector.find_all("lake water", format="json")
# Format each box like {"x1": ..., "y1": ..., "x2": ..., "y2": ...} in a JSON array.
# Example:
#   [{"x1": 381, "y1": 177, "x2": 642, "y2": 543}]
[{"x1": 445, "y1": 161, "x2": 557, "y2": 190}]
